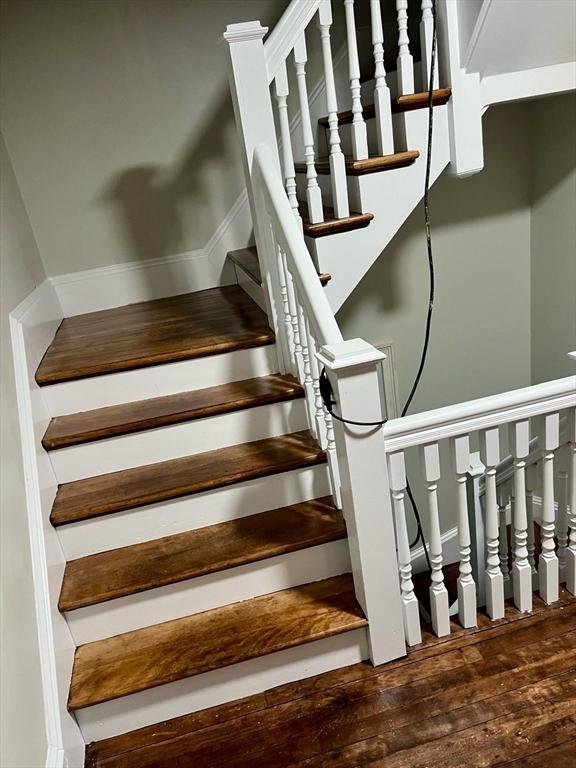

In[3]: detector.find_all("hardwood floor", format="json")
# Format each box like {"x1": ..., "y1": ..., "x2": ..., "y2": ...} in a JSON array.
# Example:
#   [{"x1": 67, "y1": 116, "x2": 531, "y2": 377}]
[{"x1": 85, "y1": 595, "x2": 576, "y2": 767}]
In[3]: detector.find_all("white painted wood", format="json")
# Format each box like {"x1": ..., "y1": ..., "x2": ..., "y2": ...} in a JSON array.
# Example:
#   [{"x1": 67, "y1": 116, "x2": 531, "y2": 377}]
[
  {"x1": 411, "y1": 525, "x2": 460, "y2": 575},
  {"x1": 481, "y1": 62, "x2": 576, "y2": 109},
  {"x1": 282, "y1": 250, "x2": 305, "y2": 382},
  {"x1": 421, "y1": 442, "x2": 450, "y2": 637},
  {"x1": 293, "y1": 283, "x2": 320, "y2": 442},
  {"x1": 57, "y1": 464, "x2": 331, "y2": 559},
  {"x1": 307, "y1": 326, "x2": 329, "y2": 449},
  {"x1": 75, "y1": 627, "x2": 368, "y2": 742},
  {"x1": 467, "y1": 452, "x2": 487, "y2": 609},
  {"x1": 233, "y1": 258, "x2": 266, "y2": 312},
  {"x1": 9, "y1": 282, "x2": 85, "y2": 768},
  {"x1": 508, "y1": 420, "x2": 532, "y2": 612},
  {"x1": 317, "y1": 0, "x2": 349, "y2": 219},
  {"x1": 48, "y1": 400, "x2": 309, "y2": 483},
  {"x1": 343, "y1": 0, "x2": 368, "y2": 161},
  {"x1": 480, "y1": 427, "x2": 505, "y2": 620},
  {"x1": 396, "y1": 0, "x2": 415, "y2": 95},
  {"x1": 450, "y1": 434, "x2": 477, "y2": 628},
  {"x1": 42, "y1": 344, "x2": 278, "y2": 417},
  {"x1": 369, "y1": 0, "x2": 394, "y2": 155},
  {"x1": 526, "y1": 488, "x2": 537, "y2": 576},
  {"x1": 567, "y1": 409, "x2": 576, "y2": 595},
  {"x1": 264, "y1": 0, "x2": 323, "y2": 83},
  {"x1": 318, "y1": 339, "x2": 406, "y2": 665},
  {"x1": 420, "y1": 0, "x2": 439, "y2": 91},
  {"x1": 66, "y1": 540, "x2": 351, "y2": 644},
  {"x1": 497, "y1": 483, "x2": 510, "y2": 585},
  {"x1": 537, "y1": 413, "x2": 560, "y2": 604},
  {"x1": 274, "y1": 62, "x2": 301, "y2": 223},
  {"x1": 293, "y1": 33, "x2": 324, "y2": 225},
  {"x1": 388, "y1": 451, "x2": 422, "y2": 645},
  {"x1": 557, "y1": 468, "x2": 569, "y2": 577},
  {"x1": 383, "y1": 377, "x2": 576, "y2": 453}
]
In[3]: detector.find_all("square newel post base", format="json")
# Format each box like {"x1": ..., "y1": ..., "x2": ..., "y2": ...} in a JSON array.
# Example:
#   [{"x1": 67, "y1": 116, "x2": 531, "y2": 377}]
[{"x1": 318, "y1": 339, "x2": 406, "y2": 666}]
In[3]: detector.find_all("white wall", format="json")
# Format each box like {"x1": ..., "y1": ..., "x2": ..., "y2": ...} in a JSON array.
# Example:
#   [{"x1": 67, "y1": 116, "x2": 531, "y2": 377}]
[
  {"x1": 530, "y1": 92, "x2": 576, "y2": 383},
  {"x1": 0, "y1": 0, "x2": 285, "y2": 278},
  {"x1": 0, "y1": 134, "x2": 47, "y2": 768}
]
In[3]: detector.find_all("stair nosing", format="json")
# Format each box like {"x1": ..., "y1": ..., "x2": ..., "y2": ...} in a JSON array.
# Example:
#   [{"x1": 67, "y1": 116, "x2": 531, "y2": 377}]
[
  {"x1": 50, "y1": 431, "x2": 327, "y2": 527},
  {"x1": 58, "y1": 497, "x2": 345, "y2": 612},
  {"x1": 42, "y1": 374, "x2": 304, "y2": 451}
]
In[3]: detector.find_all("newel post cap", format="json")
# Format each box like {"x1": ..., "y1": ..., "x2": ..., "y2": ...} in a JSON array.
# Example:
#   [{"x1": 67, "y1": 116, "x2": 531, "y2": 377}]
[
  {"x1": 317, "y1": 338, "x2": 385, "y2": 372},
  {"x1": 223, "y1": 21, "x2": 269, "y2": 45}
]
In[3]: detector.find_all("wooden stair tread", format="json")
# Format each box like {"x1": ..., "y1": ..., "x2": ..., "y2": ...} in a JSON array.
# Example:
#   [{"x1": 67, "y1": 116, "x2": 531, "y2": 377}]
[
  {"x1": 59, "y1": 497, "x2": 345, "y2": 611},
  {"x1": 35, "y1": 286, "x2": 275, "y2": 386},
  {"x1": 318, "y1": 88, "x2": 452, "y2": 127},
  {"x1": 68, "y1": 574, "x2": 365, "y2": 710},
  {"x1": 300, "y1": 205, "x2": 374, "y2": 239},
  {"x1": 50, "y1": 430, "x2": 326, "y2": 526},
  {"x1": 228, "y1": 247, "x2": 331, "y2": 285},
  {"x1": 296, "y1": 151, "x2": 420, "y2": 178},
  {"x1": 42, "y1": 374, "x2": 303, "y2": 450}
]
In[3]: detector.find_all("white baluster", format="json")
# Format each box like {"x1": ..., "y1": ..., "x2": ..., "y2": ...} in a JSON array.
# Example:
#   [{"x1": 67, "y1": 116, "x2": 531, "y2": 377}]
[
  {"x1": 274, "y1": 62, "x2": 301, "y2": 224},
  {"x1": 324, "y1": 409, "x2": 341, "y2": 508},
  {"x1": 420, "y1": 0, "x2": 439, "y2": 90},
  {"x1": 370, "y1": 0, "x2": 394, "y2": 155},
  {"x1": 389, "y1": 451, "x2": 422, "y2": 645},
  {"x1": 421, "y1": 442, "x2": 450, "y2": 637},
  {"x1": 497, "y1": 485, "x2": 510, "y2": 584},
  {"x1": 280, "y1": 249, "x2": 304, "y2": 382},
  {"x1": 293, "y1": 33, "x2": 324, "y2": 224},
  {"x1": 396, "y1": 0, "x2": 415, "y2": 95},
  {"x1": 557, "y1": 468, "x2": 569, "y2": 577},
  {"x1": 450, "y1": 435, "x2": 476, "y2": 628},
  {"x1": 480, "y1": 427, "x2": 505, "y2": 620},
  {"x1": 275, "y1": 242, "x2": 297, "y2": 376},
  {"x1": 526, "y1": 487, "x2": 537, "y2": 576},
  {"x1": 307, "y1": 327, "x2": 328, "y2": 449},
  {"x1": 343, "y1": 0, "x2": 368, "y2": 160},
  {"x1": 509, "y1": 420, "x2": 532, "y2": 612},
  {"x1": 567, "y1": 409, "x2": 576, "y2": 595},
  {"x1": 292, "y1": 284, "x2": 319, "y2": 441},
  {"x1": 537, "y1": 413, "x2": 560, "y2": 604},
  {"x1": 318, "y1": 0, "x2": 349, "y2": 218}
]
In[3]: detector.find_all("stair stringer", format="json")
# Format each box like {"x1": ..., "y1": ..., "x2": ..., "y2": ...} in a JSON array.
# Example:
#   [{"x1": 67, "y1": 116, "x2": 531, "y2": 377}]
[{"x1": 309, "y1": 107, "x2": 451, "y2": 312}]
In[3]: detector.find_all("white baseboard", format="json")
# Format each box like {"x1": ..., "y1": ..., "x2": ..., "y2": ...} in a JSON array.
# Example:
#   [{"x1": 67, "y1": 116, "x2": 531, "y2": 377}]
[
  {"x1": 10, "y1": 283, "x2": 85, "y2": 767},
  {"x1": 51, "y1": 190, "x2": 252, "y2": 316}
]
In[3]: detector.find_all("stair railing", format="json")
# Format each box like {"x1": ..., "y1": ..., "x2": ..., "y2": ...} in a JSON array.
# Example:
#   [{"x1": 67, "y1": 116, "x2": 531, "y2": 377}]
[{"x1": 383, "y1": 380, "x2": 576, "y2": 645}]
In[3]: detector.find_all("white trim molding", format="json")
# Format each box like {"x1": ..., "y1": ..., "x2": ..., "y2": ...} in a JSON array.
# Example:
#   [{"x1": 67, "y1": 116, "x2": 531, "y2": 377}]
[{"x1": 481, "y1": 62, "x2": 576, "y2": 109}]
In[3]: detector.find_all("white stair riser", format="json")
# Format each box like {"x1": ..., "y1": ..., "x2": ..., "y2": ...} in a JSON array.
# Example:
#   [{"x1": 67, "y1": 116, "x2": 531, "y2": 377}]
[
  {"x1": 57, "y1": 465, "x2": 331, "y2": 559},
  {"x1": 74, "y1": 628, "x2": 368, "y2": 742},
  {"x1": 66, "y1": 540, "x2": 351, "y2": 645},
  {"x1": 42, "y1": 345, "x2": 278, "y2": 417},
  {"x1": 49, "y1": 399, "x2": 308, "y2": 483}
]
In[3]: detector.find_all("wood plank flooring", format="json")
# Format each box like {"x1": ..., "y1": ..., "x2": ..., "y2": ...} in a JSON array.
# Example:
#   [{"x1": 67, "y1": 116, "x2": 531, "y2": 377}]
[
  {"x1": 36, "y1": 286, "x2": 274, "y2": 385},
  {"x1": 85, "y1": 595, "x2": 576, "y2": 768}
]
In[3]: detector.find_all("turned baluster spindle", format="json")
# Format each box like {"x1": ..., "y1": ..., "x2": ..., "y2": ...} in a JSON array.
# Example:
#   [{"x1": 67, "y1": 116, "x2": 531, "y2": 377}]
[
  {"x1": 497, "y1": 484, "x2": 510, "y2": 584},
  {"x1": 274, "y1": 62, "x2": 301, "y2": 224},
  {"x1": 292, "y1": 285, "x2": 319, "y2": 441},
  {"x1": 480, "y1": 427, "x2": 505, "y2": 620},
  {"x1": 509, "y1": 420, "x2": 532, "y2": 612},
  {"x1": 280, "y1": 249, "x2": 304, "y2": 382},
  {"x1": 324, "y1": 407, "x2": 341, "y2": 509},
  {"x1": 537, "y1": 413, "x2": 560, "y2": 604},
  {"x1": 275, "y1": 241, "x2": 297, "y2": 377},
  {"x1": 557, "y1": 467, "x2": 569, "y2": 576},
  {"x1": 369, "y1": 0, "x2": 394, "y2": 155},
  {"x1": 396, "y1": 0, "x2": 415, "y2": 95},
  {"x1": 526, "y1": 487, "x2": 537, "y2": 575},
  {"x1": 421, "y1": 442, "x2": 450, "y2": 637},
  {"x1": 450, "y1": 434, "x2": 477, "y2": 628},
  {"x1": 389, "y1": 451, "x2": 422, "y2": 645},
  {"x1": 567, "y1": 409, "x2": 576, "y2": 595},
  {"x1": 318, "y1": 0, "x2": 349, "y2": 219},
  {"x1": 420, "y1": 0, "x2": 439, "y2": 90},
  {"x1": 306, "y1": 326, "x2": 328, "y2": 448},
  {"x1": 343, "y1": 0, "x2": 368, "y2": 160},
  {"x1": 293, "y1": 33, "x2": 324, "y2": 224}
]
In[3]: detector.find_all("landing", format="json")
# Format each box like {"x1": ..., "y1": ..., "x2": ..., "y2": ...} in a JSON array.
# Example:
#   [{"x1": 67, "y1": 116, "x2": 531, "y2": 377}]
[
  {"x1": 36, "y1": 286, "x2": 274, "y2": 385},
  {"x1": 86, "y1": 592, "x2": 576, "y2": 767}
]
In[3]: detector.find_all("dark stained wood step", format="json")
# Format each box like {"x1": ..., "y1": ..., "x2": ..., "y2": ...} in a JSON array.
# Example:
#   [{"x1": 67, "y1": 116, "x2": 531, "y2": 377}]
[
  {"x1": 50, "y1": 431, "x2": 326, "y2": 527},
  {"x1": 228, "y1": 247, "x2": 331, "y2": 285},
  {"x1": 68, "y1": 574, "x2": 366, "y2": 710},
  {"x1": 318, "y1": 88, "x2": 452, "y2": 127},
  {"x1": 42, "y1": 374, "x2": 303, "y2": 450},
  {"x1": 297, "y1": 151, "x2": 420, "y2": 178},
  {"x1": 35, "y1": 286, "x2": 275, "y2": 386},
  {"x1": 300, "y1": 204, "x2": 374, "y2": 239},
  {"x1": 59, "y1": 497, "x2": 344, "y2": 611}
]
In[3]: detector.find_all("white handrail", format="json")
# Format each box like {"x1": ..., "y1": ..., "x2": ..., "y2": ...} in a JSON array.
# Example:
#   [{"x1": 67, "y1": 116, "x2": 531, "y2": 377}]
[
  {"x1": 264, "y1": 0, "x2": 322, "y2": 84},
  {"x1": 384, "y1": 377, "x2": 576, "y2": 452},
  {"x1": 253, "y1": 143, "x2": 343, "y2": 348}
]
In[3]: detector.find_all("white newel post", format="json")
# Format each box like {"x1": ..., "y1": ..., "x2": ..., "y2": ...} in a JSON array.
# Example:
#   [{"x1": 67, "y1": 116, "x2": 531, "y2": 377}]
[
  {"x1": 318, "y1": 339, "x2": 406, "y2": 665},
  {"x1": 224, "y1": 22, "x2": 291, "y2": 373}
]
